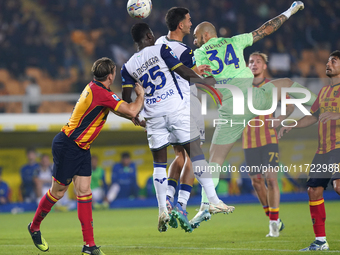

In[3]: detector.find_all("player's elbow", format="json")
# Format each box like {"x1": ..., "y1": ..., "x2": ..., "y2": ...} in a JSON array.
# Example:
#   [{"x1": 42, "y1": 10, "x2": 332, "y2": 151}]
[{"x1": 334, "y1": 185, "x2": 340, "y2": 196}]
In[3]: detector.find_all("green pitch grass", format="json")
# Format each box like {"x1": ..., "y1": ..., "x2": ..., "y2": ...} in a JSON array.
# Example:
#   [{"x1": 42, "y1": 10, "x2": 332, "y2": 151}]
[{"x1": 1, "y1": 201, "x2": 340, "y2": 254}]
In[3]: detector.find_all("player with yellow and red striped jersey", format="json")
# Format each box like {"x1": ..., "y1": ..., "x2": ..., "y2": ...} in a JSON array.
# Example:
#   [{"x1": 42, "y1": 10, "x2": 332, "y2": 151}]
[
  {"x1": 62, "y1": 80, "x2": 123, "y2": 150},
  {"x1": 242, "y1": 78, "x2": 278, "y2": 150},
  {"x1": 310, "y1": 84, "x2": 340, "y2": 153},
  {"x1": 28, "y1": 57, "x2": 144, "y2": 255},
  {"x1": 279, "y1": 50, "x2": 340, "y2": 251},
  {"x1": 242, "y1": 52, "x2": 294, "y2": 238}
]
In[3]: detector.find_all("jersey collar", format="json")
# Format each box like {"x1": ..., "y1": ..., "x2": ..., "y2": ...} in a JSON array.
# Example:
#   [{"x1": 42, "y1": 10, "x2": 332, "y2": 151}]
[
  {"x1": 92, "y1": 80, "x2": 112, "y2": 92},
  {"x1": 165, "y1": 36, "x2": 182, "y2": 43},
  {"x1": 252, "y1": 78, "x2": 266, "y2": 87},
  {"x1": 331, "y1": 82, "x2": 340, "y2": 88}
]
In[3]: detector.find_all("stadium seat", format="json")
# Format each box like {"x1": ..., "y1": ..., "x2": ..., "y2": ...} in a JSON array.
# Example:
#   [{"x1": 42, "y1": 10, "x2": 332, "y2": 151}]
[
  {"x1": 6, "y1": 102, "x2": 22, "y2": 113},
  {"x1": 0, "y1": 69, "x2": 11, "y2": 82},
  {"x1": 315, "y1": 62, "x2": 327, "y2": 78},
  {"x1": 301, "y1": 49, "x2": 316, "y2": 62},
  {"x1": 297, "y1": 60, "x2": 311, "y2": 77},
  {"x1": 5, "y1": 80, "x2": 24, "y2": 95},
  {"x1": 316, "y1": 49, "x2": 330, "y2": 62}
]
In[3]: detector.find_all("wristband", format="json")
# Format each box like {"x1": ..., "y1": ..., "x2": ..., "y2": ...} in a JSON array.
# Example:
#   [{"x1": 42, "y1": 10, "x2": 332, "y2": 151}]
[{"x1": 282, "y1": 9, "x2": 292, "y2": 19}]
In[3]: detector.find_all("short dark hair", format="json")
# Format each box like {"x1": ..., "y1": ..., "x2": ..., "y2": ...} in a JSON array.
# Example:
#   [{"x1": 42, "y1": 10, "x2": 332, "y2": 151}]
[
  {"x1": 131, "y1": 23, "x2": 151, "y2": 43},
  {"x1": 330, "y1": 50, "x2": 340, "y2": 59},
  {"x1": 91, "y1": 57, "x2": 116, "y2": 81},
  {"x1": 40, "y1": 153, "x2": 49, "y2": 159},
  {"x1": 165, "y1": 7, "x2": 189, "y2": 31},
  {"x1": 121, "y1": 152, "x2": 130, "y2": 159},
  {"x1": 26, "y1": 147, "x2": 36, "y2": 155}
]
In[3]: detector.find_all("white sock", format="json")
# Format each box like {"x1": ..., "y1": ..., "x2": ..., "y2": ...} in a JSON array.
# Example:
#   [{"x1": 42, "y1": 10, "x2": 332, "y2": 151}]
[
  {"x1": 316, "y1": 237, "x2": 326, "y2": 242},
  {"x1": 178, "y1": 190, "x2": 191, "y2": 210},
  {"x1": 200, "y1": 202, "x2": 210, "y2": 211},
  {"x1": 201, "y1": 162, "x2": 220, "y2": 203},
  {"x1": 153, "y1": 164, "x2": 168, "y2": 214},
  {"x1": 166, "y1": 185, "x2": 176, "y2": 202},
  {"x1": 192, "y1": 158, "x2": 219, "y2": 204}
]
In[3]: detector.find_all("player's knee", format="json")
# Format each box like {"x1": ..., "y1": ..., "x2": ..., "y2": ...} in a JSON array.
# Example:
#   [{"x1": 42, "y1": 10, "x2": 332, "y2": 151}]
[
  {"x1": 77, "y1": 186, "x2": 92, "y2": 196},
  {"x1": 307, "y1": 186, "x2": 323, "y2": 200},
  {"x1": 51, "y1": 189, "x2": 66, "y2": 200},
  {"x1": 174, "y1": 154, "x2": 185, "y2": 166},
  {"x1": 251, "y1": 177, "x2": 262, "y2": 190},
  {"x1": 266, "y1": 178, "x2": 278, "y2": 189}
]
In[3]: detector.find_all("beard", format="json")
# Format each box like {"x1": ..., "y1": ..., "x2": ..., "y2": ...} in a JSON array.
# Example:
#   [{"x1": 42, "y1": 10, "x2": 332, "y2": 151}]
[{"x1": 326, "y1": 72, "x2": 335, "y2": 78}]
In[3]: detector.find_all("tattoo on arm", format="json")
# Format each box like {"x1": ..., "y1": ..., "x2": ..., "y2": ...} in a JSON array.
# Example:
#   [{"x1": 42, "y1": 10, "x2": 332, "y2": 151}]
[{"x1": 252, "y1": 14, "x2": 288, "y2": 43}]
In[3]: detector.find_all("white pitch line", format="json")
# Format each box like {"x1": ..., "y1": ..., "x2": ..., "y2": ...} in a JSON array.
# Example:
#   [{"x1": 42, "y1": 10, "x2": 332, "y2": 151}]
[
  {"x1": 3, "y1": 244, "x2": 339, "y2": 253},
  {"x1": 100, "y1": 245, "x2": 340, "y2": 253}
]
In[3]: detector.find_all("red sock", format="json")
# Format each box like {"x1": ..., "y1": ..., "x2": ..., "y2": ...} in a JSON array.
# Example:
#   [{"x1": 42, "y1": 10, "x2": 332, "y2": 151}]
[
  {"x1": 77, "y1": 194, "x2": 95, "y2": 247},
  {"x1": 309, "y1": 198, "x2": 326, "y2": 237},
  {"x1": 30, "y1": 189, "x2": 59, "y2": 232},
  {"x1": 263, "y1": 205, "x2": 269, "y2": 217},
  {"x1": 269, "y1": 207, "x2": 279, "y2": 221}
]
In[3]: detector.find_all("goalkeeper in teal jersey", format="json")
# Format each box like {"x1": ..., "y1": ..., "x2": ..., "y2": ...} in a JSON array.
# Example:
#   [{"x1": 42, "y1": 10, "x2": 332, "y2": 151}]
[{"x1": 191, "y1": 1, "x2": 318, "y2": 223}]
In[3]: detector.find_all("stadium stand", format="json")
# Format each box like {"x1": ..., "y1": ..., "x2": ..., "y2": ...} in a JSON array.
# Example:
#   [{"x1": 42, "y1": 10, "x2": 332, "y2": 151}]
[
  {"x1": 0, "y1": 0, "x2": 339, "y2": 113},
  {"x1": 0, "y1": 0, "x2": 339, "y2": 213}
]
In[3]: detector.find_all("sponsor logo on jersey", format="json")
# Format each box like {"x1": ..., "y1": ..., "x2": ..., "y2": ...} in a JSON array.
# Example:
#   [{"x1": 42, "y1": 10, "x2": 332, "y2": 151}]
[
  {"x1": 146, "y1": 89, "x2": 174, "y2": 104},
  {"x1": 112, "y1": 94, "x2": 121, "y2": 101},
  {"x1": 170, "y1": 50, "x2": 177, "y2": 59}
]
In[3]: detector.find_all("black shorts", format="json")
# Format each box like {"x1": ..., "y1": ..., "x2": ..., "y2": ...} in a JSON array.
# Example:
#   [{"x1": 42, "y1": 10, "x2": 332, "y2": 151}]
[
  {"x1": 52, "y1": 132, "x2": 91, "y2": 186},
  {"x1": 244, "y1": 143, "x2": 279, "y2": 176},
  {"x1": 307, "y1": 148, "x2": 340, "y2": 189}
]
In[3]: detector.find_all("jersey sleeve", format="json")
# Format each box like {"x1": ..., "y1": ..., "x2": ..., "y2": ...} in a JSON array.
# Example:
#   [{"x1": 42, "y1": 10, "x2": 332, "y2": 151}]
[
  {"x1": 230, "y1": 32, "x2": 253, "y2": 49},
  {"x1": 160, "y1": 44, "x2": 183, "y2": 71},
  {"x1": 121, "y1": 64, "x2": 136, "y2": 89},
  {"x1": 97, "y1": 88, "x2": 124, "y2": 112},
  {"x1": 310, "y1": 89, "x2": 322, "y2": 117},
  {"x1": 194, "y1": 48, "x2": 206, "y2": 67},
  {"x1": 180, "y1": 47, "x2": 196, "y2": 69}
]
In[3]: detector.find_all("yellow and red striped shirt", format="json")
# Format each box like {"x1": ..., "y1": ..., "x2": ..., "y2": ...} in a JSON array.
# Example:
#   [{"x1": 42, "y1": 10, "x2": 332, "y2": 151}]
[
  {"x1": 62, "y1": 80, "x2": 123, "y2": 150},
  {"x1": 310, "y1": 84, "x2": 340, "y2": 154},
  {"x1": 242, "y1": 78, "x2": 278, "y2": 149}
]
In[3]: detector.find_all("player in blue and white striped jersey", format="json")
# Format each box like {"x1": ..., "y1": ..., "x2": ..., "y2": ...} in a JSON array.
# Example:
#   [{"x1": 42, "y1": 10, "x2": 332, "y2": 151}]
[
  {"x1": 121, "y1": 22, "x2": 233, "y2": 233},
  {"x1": 155, "y1": 7, "x2": 233, "y2": 232}
]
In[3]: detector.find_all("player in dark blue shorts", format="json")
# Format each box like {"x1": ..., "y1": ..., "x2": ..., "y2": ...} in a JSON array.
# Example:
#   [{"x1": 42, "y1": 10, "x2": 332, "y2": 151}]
[
  {"x1": 27, "y1": 57, "x2": 144, "y2": 255},
  {"x1": 307, "y1": 149, "x2": 340, "y2": 189},
  {"x1": 280, "y1": 50, "x2": 340, "y2": 251},
  {"x1": 242, "y1": 52, "x2": 294, "y2": 237}
]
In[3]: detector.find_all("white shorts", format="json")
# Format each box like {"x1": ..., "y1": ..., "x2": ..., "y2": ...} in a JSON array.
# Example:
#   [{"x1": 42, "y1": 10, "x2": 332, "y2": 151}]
[
  {"x1": 146, "y1": 108, "x2": 200, "y2": 150},
  {"x1": 190, "y1": 95, "x2": 205, "y2": 143}
]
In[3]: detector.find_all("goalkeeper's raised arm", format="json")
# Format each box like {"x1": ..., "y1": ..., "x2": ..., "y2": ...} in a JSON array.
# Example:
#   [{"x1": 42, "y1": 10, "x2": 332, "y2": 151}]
[{"x1": 252, "y1": 1, "x2": 304, "y2": 43}]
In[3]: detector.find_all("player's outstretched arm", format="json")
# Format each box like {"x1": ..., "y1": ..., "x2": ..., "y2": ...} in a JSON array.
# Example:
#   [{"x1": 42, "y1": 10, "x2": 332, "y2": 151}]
[
  {"x1": 173, "y1": 64, "x2": 216, "y2": 87},
  {"x1": 278, "y1": 115, "x2": 317, "y2": 139},
  {"x1": 271, "y1": 103, "x2": 295, "y2": 129},
  {"x1": 252, "y1": 1, "x2": 304, "y2": 43},
  {"x1": 114, "y1": 82, "x2": 144, "y2": 119}
]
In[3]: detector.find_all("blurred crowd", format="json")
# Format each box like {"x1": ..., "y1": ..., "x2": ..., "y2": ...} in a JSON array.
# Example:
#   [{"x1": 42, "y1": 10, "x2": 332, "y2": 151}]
[
  {"x1": 0, "y1": 147, "x2": 308, "y2": 207},
  {"x1": 0, "y1": 0, "x2": 339, "y2": 88}
]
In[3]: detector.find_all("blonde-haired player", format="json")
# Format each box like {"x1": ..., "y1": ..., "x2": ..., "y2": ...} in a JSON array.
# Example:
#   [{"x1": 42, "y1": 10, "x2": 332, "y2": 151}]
[{"x1": 243, "y1": 52, "x2": 294, "y2": 237}]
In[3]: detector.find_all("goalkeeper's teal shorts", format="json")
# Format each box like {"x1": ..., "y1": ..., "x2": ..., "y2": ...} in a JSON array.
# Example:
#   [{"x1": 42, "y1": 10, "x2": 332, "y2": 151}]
[{"x1": 212, "y1": 82, "x2": 276, "y2": 145}]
